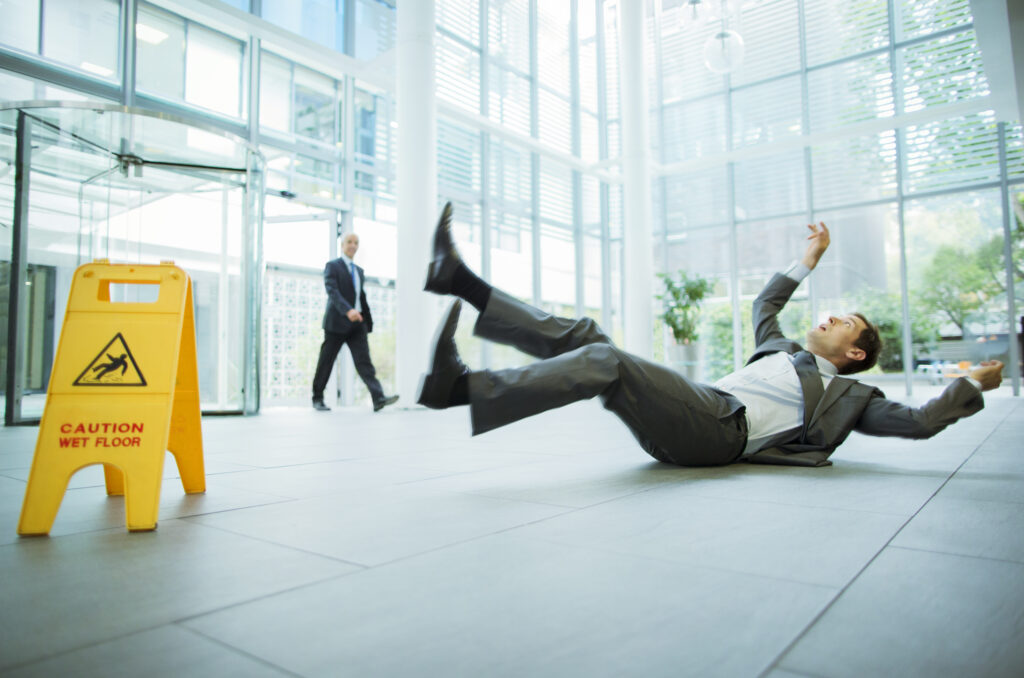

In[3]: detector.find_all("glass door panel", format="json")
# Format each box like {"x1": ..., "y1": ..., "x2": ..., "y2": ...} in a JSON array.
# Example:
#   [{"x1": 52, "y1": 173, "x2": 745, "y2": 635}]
[
  {"x1": 1, "y1": 102, "x2": 264, "y2": 424},
  {"x1": 261, "y1": 197, "x2": 335, "y2": 407}
]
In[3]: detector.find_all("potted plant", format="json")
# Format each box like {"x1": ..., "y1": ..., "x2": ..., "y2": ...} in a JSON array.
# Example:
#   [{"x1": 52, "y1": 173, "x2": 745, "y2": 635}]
[{"x1": 657, "y1": 270, "x2": 712, "y2": 378}]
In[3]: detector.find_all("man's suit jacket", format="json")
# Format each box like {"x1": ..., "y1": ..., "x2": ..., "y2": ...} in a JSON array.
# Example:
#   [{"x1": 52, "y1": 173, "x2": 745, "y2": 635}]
[
  {"x1": 322, "y1": 257, "x2": 374, "y2": 334},
  {"x1": 742, "y1": 274, "x2": 984, "y2": 467}
]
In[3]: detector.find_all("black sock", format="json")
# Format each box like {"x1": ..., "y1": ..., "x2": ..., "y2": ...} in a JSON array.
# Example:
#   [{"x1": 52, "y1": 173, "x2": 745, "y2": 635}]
[
  {"x1": 449, "y1": 372, "x2": 470, "y2": 406},
  {"x1": 452, "y1": 264, "x2": 492, "y2": 312}
]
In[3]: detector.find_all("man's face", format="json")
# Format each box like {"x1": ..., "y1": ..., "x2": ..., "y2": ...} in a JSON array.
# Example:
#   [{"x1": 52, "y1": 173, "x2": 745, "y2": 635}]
[
  {"x1": 806, "y1": 314, "x2": 867, "y2": 367},
  {"x1": 342, "y1": 234, "x2": 359, "y2": 259}
]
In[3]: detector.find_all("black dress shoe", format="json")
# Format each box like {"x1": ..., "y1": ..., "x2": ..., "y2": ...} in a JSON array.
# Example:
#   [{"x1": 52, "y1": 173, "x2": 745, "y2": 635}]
[
  {"x1": 373, "y1": 394, "x2": 399, "y2": 412},
  {"x1": 417, "y1": 300, "x2": 469, "y2": 409},
  {"x1": 424, "y1": 202, "x2": 463, "y2": 295},
  {"x1": 312, "y1": 400, "x2": 330, "y2": 412}
]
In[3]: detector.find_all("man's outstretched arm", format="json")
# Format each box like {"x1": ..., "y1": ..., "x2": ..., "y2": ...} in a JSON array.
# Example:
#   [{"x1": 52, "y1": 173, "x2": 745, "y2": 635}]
[
  {"x1": 751, "y1": 222, "x2": 830, "y2": 348},
  {"x1": 856, "y1": 360, "x2": 1002, "y2": 439}
]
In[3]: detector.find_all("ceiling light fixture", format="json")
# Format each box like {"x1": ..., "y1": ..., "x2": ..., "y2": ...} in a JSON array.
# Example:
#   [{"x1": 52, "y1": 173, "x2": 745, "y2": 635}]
[{"x1": 667, "y1": 0, "x2": 746, "y2": 75}]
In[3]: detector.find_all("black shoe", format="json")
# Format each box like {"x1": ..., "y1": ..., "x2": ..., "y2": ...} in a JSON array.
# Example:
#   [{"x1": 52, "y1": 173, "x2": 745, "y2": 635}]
[
  {"x1": 373, "y1": 394, "x2": 399, "y2": 412},
  {"x1": 312, "y1": 400, "x2": 330, "y2": 412},
  {"x1": 424, "y1": 202, "x2": 463, "y2": 295},
  {"x1": 417, "y1": 300, "x2": 469, "y2": 409}
]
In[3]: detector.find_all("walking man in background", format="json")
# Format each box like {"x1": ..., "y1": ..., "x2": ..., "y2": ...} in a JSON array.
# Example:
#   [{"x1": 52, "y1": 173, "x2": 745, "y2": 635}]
[{"x1": 311, "y1": 232, "x2": 398, "y2": 412}]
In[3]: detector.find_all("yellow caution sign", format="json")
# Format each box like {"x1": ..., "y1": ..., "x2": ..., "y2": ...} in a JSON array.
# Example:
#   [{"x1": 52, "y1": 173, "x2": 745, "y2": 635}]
[{"x1": 18, "y1": 260, "x2": 205, "y2": 534}]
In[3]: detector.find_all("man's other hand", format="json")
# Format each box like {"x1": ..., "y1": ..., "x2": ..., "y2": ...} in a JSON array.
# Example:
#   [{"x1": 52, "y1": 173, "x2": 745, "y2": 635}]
[
  {"x1": 801, "y1": 222, "x2": 830, "y2": 270},
  {"x1": 969, "y1": 360, "x2": 1004, "y2": 391},
  {"x1": 346, "y1": 309, "x2": 364, "y2": 322}
]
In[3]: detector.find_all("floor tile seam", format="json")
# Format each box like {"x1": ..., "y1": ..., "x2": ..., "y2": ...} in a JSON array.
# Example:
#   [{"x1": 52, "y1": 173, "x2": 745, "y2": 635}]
[
  {"x1": 0, "y1": 471, "x2": 28, "y2": 482},
  {"x1": 338, "y1": 503, "x2": 590, "y2": 572},
  {"x1": 388, "y1": 463, "x2": 586, "y2": 490},
  {"x1": 0, "y1": 620, "x2": 299, "y2": 677},
  {"x1": 415, "y1": 486, "x2": 582, "y2": 510},
  {"x1": 382, "y1": 457, "x2": 562, "y2": 474},
  {"x1": 990, "y1": 397, "x2": 1024, "y2": 426},
  {"x1": 201, "y1": 484, "x2": 325, "y2": 501},
  {"x1": 176, "y1": 623, "x2": 303, "y2": 677},
  {"x1": 884, "y1": 543, "x2": 1024, "y2": 568},
  {"x1": 161, "y1": 494, "x2": 303, "y2": 518},
  {"x1": 757, "y1": 447, "x2": 977, "y2": 676},
  {"x1": 759, "y1": 417, "x2": 1013, "y2": 676},
  {"x1": 4, "y1": 488, "x2": 303, "y2": 529},
  {"x1": 0, "y1": 619, "x2": 193, "y2": 674},
  {"x1": 209, "y1": 457, "x2": 371, "y2": 472},
  {"x1": 511, "y1": 529, "x2": 844, "y2": 593},
  {"x1": 199, "y1": 463, "x2": 264, "y2": 472},
  {"x1": 169, "y1": 566, "x2": 366, "y2": 631},
  {"x1": 1, "y1": 520, "x2": 152, "y2": 546},
  {"x1": 417, "y1": 480, "x2": 684, "y2": 511},
  {"x1": 660, "y1": 487, "x2": 920, "y2": 519},
  {"x1": 914, "y1": 491, "x2": 1024, "y2": 508},
  {"x1": 176, "y1": 515, "x2": 372, "y2": 570}
]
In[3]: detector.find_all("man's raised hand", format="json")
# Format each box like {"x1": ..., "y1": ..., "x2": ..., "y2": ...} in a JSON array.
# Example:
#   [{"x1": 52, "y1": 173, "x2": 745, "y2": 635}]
[{"x1": 801, "y1": 222, "x2": 830, "y2": 271}]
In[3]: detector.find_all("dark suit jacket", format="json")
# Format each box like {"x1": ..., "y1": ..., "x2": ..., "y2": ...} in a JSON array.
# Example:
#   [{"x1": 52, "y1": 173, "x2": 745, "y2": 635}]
[
  {"x1": 322, "y1": 257, "x2": 374, "y2": 334},
  {"x1": 743, "y1": 273, "x2": 984, "y2": 467}
]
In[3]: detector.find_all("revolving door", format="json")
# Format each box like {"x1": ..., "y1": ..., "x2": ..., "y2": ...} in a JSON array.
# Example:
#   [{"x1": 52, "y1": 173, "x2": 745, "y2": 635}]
[{"x1": 1, "y1": 102, "x2": 265, "y2": 425}]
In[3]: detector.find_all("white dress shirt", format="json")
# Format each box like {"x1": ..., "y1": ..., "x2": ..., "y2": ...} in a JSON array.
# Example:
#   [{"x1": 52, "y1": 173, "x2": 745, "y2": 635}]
[
  {"x1": 340, "y1": 254, "x2": 362, "y2": 313},
  {"x1": 715, "y1": 351, "x2": 836, "y2": 455},
  {"x1": 714, "y1": 261, "x2": 831, "y2": 455}
]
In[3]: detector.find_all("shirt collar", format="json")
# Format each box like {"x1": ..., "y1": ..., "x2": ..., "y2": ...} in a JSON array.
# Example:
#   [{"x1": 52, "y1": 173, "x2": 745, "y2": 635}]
[
  {"x1": 813, "y1": 353, "x2": 839, "y2": 376},
  {"x1": 340, "y1": 254, "x2": 354, "y2": 268}
]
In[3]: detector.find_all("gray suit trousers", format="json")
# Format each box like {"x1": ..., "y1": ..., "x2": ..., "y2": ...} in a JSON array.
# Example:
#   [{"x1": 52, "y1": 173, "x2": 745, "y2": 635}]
[{"x1": 467, "y1": 290, "x2": 748, "y2": 466}]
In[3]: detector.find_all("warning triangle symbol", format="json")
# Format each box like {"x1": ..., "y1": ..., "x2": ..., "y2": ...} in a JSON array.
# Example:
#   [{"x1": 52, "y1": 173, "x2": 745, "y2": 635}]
[{"x1": 73, "y1": 333, "x2": 147, "y2": 387}]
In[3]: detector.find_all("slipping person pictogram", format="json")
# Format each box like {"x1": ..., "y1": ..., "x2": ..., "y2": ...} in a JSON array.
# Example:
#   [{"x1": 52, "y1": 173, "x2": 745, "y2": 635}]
[
  {"x1": 92, "y1": 353, "x2": 129, "y2": 379},
  {"x1": 73, "y1": 332, "x2": 147, "y2": 386}
]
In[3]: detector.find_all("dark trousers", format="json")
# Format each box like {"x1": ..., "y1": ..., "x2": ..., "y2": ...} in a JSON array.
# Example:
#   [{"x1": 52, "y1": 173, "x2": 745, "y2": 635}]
[
  {"x1": 467, "y1": 290, "x2": 748, "y2": 466},
  {"x1": 311, "y1": 325, "x2": 385, "y2": 405}
]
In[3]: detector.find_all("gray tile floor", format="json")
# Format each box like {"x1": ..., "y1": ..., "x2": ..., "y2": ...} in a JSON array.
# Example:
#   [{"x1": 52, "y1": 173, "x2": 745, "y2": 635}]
[{"x1": 1, "y1": 391, "x2": 1022, "y2": 677}]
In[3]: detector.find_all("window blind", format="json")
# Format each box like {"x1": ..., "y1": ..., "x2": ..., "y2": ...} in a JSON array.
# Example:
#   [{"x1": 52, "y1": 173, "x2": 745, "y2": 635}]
[
  {"x1": 811, "y1": 132, "x2": 898, "y2": 208},
  {"x1": 437, "y1": 0, "x2": 479, "y2": 46},
  {"x1": 903, "y1": 112, "x2": 1001, "y2": 193},
  {"x1": 488, "y1": 138, "x2": 532, "y2": 215},
  {"x1": 537, "y1": 3, "x2": 571, "y2": 93},
  {"x1": 899, "y1": 29, "x2": 989, "y2": 114},
  {"x1": 732, "y1": 0, "x2": 800, "y2": 87},
  {"x1": 662, "y1": 167, "x2": 730, "y2": 231},
  {"x1": 661, "y1": 95, "x2": 728, "y2": 163},
  {"x1": 1007, "y1": 123, "x2": 1024, "y2": 181},
  {"x1": 539, "y1": 158, "x2": 574, "y2": 228},
  {"x1": 894, "y1": 0, "x2": 972, "y2": 42},
  {"x1": 436, "y1": 32, "x2": 481, "y2": 115},
  {"x1": 487, "y1": 64, "x2": 531, "y2": 136},
  {"x1": 734, "y1": 149, "x2": 808, "y2": 219},
  {"x1": 488, "y1": 0, "x2": 529, "y2": 73},
  {"x1": 538, "y1": 87, "x2": 573, "y2": 155},
  {"x1": 804, "y1": 0, "x2": 889, "y2": 67},
  {"x1": 807, "y1": 53, "x2": 894, "y2": 132},
  {"x1": 731, "y1": 74, "x2": 803, "y2": 148},
  {"x1": 438, "y1": 118, "x2": 482, "y2": 196}
]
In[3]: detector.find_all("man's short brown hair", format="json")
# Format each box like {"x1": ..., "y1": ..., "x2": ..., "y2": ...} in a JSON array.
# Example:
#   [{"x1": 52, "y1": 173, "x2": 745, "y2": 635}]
[{"x1": 839, "y1": 312, "x2": 882, "y2": 375}]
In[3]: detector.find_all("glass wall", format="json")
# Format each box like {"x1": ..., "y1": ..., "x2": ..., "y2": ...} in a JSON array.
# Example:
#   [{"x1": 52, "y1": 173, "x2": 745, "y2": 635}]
[
  {"x1": 2, "y1": 0, "x2": 1020, "y2": 424},
  {"x1": 433, "y1": 0, "x2": 623, "y2": 371}
]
